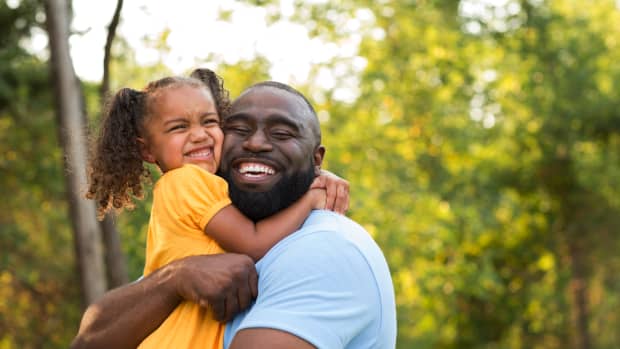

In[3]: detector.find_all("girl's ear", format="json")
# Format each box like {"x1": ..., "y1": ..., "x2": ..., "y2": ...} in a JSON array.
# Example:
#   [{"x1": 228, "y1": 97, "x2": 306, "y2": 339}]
[{"x1": 137, "y1": 137, "x2": 156, "y2": 163}]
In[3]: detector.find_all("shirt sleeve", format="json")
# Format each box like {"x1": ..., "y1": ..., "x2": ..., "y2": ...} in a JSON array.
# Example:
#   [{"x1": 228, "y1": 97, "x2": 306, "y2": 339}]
[
  {"x1": 229, "y1": 230, "x2": 381, "y2": 348},
  {"x1": 155, "y1": 164, "x2": 231, "y2": 232}
]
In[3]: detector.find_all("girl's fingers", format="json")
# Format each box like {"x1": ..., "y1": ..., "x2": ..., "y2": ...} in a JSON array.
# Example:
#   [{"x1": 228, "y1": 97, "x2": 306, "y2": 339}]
[{"x1": 334, "y1": 184, "x2": 349, "y2": 214}]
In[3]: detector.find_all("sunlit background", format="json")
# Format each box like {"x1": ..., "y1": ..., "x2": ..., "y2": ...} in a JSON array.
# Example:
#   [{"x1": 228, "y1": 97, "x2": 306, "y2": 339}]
[{"x1": 68, "y1": 0, "x2": 371, "y2": 103}]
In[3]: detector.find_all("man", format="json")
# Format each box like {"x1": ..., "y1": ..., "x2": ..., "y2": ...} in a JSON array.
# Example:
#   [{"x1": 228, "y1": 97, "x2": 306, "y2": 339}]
[{"x1": 71, "y1": 81, "x2": 397, "y2": 348}]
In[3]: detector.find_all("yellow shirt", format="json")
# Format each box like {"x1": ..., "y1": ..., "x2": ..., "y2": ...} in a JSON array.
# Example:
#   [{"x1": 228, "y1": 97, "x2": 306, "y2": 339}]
[{"x1": 139, "y1": 164, "x2": 231, "y2": 349}]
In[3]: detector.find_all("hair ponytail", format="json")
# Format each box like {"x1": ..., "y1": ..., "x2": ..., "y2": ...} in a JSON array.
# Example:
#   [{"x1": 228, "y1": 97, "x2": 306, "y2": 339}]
[{"x1": 86, "y1": 87, "x2": 152, "y2": 219}]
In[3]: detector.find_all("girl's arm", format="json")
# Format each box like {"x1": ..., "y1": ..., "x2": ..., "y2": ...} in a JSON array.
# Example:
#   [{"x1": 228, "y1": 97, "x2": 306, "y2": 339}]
[{"x1": 205, "y1": 188, "x2": 325, "y2": 261}]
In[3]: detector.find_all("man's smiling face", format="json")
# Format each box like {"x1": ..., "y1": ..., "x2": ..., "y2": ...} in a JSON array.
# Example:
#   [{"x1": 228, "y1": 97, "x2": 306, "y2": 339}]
[{"x1": 218, "y1": 84, "x2": 324, "y2": 220}]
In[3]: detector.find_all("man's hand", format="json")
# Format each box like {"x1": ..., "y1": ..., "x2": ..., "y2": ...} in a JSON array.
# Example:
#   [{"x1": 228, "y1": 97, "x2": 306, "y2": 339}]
[
  {"x1": 170, "y1": 253, "x2": 258, "y2": 322},
  {"x1": 71, "y1": 253, "x2": 258, "y2": 349}
]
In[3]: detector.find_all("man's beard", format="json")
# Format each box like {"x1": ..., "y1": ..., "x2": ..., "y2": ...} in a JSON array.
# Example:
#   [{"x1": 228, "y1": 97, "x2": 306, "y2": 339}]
[{"x1": 220, "y1": 163, "x2": 316, "y2": 221}]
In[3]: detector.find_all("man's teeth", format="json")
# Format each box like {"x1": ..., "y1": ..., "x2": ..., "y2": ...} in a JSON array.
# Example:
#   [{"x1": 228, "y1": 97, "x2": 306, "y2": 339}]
[{"x1": 239, "y1": 164, "x2": 275, "y2": 175}]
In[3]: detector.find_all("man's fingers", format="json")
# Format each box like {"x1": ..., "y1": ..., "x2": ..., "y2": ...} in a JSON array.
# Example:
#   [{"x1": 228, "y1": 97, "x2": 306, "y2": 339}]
[
  {"x1": 223, "y1": 293, "x2": 239, "y2": 323},
  {"x1": 170, "y1": 254, "x2": 260, "y2": 323},
  {"x1": 237, "y1": 282, "x2": 252, "y2": 312},
  {"x1": 325, "y1": 184, "x2": 337, "y2": 211},
  {"x1": 248, "y1": 268, "x2": 259, "y2": 299},
  {"x1": 211, "y1": 298, "x2": 227, "y2": 322},
  {"x1": 236, "y1": 254, "x2": 258, "y2": 299}
]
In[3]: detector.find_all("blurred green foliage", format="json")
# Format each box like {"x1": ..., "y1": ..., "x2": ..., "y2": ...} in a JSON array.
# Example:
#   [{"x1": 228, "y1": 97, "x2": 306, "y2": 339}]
[
  {"x1": 1, "y1": 0, "x2": 619, "y2": 348},
  {"x1": 0, "y1": 1, "x2": 82, "y2": 348}
]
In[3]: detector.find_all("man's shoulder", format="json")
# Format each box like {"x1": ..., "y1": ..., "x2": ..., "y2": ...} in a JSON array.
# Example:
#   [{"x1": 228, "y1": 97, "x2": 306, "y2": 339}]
[
  {"x1": 301, "y1": 210, "x2": 368, "y2": 236},
  {"x1": 247, "y1": 211, "x2": 397, "y2": 348},
  {"x1": 258, "y1": 210, "x2": 389, "y2": 278},
  {"x1": 303, "y1": 211, "x2": 383, "y2": 254},
  {"x1": 272, "y1": 211, "x2": 373, "y2": 251}
]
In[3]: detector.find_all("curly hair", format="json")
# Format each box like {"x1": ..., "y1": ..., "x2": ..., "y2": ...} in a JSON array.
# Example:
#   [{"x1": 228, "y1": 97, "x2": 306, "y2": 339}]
[
  {"x1": 86, "y1": 68, "x2": 231, "y2": 219},
  {"x1": 190, "y1": 68, "x2": 231, "y2": 117}
]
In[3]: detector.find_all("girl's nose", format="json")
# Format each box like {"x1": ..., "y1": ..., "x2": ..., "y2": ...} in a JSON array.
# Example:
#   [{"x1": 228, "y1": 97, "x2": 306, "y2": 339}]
[{"x1": 190, "y1": 126, "x2": 210, "y2": 142}]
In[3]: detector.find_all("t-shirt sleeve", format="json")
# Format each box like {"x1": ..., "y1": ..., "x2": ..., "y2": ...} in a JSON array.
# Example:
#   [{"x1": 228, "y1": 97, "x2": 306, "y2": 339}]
[
  {"x1": 229, "y1": 232, "x2": 380, "y2": 348},
  {"x1": 155, "y1": 164, "x2": 231, "y2": 231}
]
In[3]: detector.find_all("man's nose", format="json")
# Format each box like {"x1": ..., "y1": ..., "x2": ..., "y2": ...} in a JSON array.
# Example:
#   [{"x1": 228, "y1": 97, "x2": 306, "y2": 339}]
[{"x1": 243, "y1": 131, "x2": 272, "y2": 152}]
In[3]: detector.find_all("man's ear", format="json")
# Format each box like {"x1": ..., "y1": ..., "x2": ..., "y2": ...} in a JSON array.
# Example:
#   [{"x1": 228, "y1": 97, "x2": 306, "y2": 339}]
[
  {"x1": 137, "y1": 137, "x2": 156, "y2": 163},
  {"x1": 313, "y1": 145, "x2": 325, "y2": 176}
]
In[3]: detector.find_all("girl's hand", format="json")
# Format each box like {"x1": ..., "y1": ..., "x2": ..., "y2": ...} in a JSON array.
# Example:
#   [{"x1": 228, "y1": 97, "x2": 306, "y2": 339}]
[
  {"x1": 309, "y1": 188, "x2": 327, "y2": 210},
  {"x1": 310, "y1": 169, "x2": 350, "y2": 214}
]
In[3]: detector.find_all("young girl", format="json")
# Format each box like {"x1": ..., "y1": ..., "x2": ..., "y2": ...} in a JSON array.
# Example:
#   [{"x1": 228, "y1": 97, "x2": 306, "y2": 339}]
[{"x1": 86, "y1": 69, "x2": 347, "y2": 348}]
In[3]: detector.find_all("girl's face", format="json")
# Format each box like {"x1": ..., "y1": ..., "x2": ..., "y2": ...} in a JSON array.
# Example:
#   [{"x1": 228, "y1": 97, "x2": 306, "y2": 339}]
[{"x1": 138, "y1": 84, "x2": 223, "y2": 174}]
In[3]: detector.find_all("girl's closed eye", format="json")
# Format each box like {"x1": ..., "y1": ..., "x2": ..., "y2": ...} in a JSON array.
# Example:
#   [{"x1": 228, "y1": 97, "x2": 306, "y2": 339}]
[
  {"x1": 202, "y1": 116, "x2": 220, "y2": 126},
  {"x1": 167, "y1": 123, "x2": 187, "y2": 132}
]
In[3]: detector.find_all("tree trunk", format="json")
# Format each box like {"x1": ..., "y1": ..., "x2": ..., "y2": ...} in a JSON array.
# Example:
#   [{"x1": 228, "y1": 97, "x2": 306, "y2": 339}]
[
  {"x1": 101, "y1": 215, "x2": 129, "y2": 287},
  {"x1": 99, "y1": 0, "x2": 129, "y2": 288},
  {"x1": 44, "y1": 0, "x2": 107, "y2": 306},
  {"x1": 100, "y1": 0, "x2": 124, "y2": 99},
  {"x1": 568, "y1": 237, "x2": 591, "y2": 349}
]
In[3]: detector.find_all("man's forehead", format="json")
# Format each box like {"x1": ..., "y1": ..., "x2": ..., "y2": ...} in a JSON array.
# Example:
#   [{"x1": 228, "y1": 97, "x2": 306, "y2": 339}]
[
  {"x1": 231, "y1": 86, "x2": 306, "y2": 115},
  {"x1": 229, "y1": 84, "x2": 321, "y2": 144}
]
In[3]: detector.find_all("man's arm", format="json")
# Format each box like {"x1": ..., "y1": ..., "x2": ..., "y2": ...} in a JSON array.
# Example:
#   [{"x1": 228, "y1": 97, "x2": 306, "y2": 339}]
[
  {"x1": 230, "y1": 329, "x2": 315, "y2": 349},
  {"x1": 70, "y1": 253, "x2": 258, "y2": 349}
]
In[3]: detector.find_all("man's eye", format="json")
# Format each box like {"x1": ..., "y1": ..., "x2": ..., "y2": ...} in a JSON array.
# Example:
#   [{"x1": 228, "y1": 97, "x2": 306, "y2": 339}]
[
  {"x1": 225, "y1": 126, "x2": 250, "y2": 135},
  {"x1": 271, "y1": 131, "x2": 293, "y2": 140}
]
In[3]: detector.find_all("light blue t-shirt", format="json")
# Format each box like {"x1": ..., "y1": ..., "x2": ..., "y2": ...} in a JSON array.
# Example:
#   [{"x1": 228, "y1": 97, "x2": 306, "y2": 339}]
[{"x1": 224, "y1": 210, "x2": 397, "y2": 348}]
